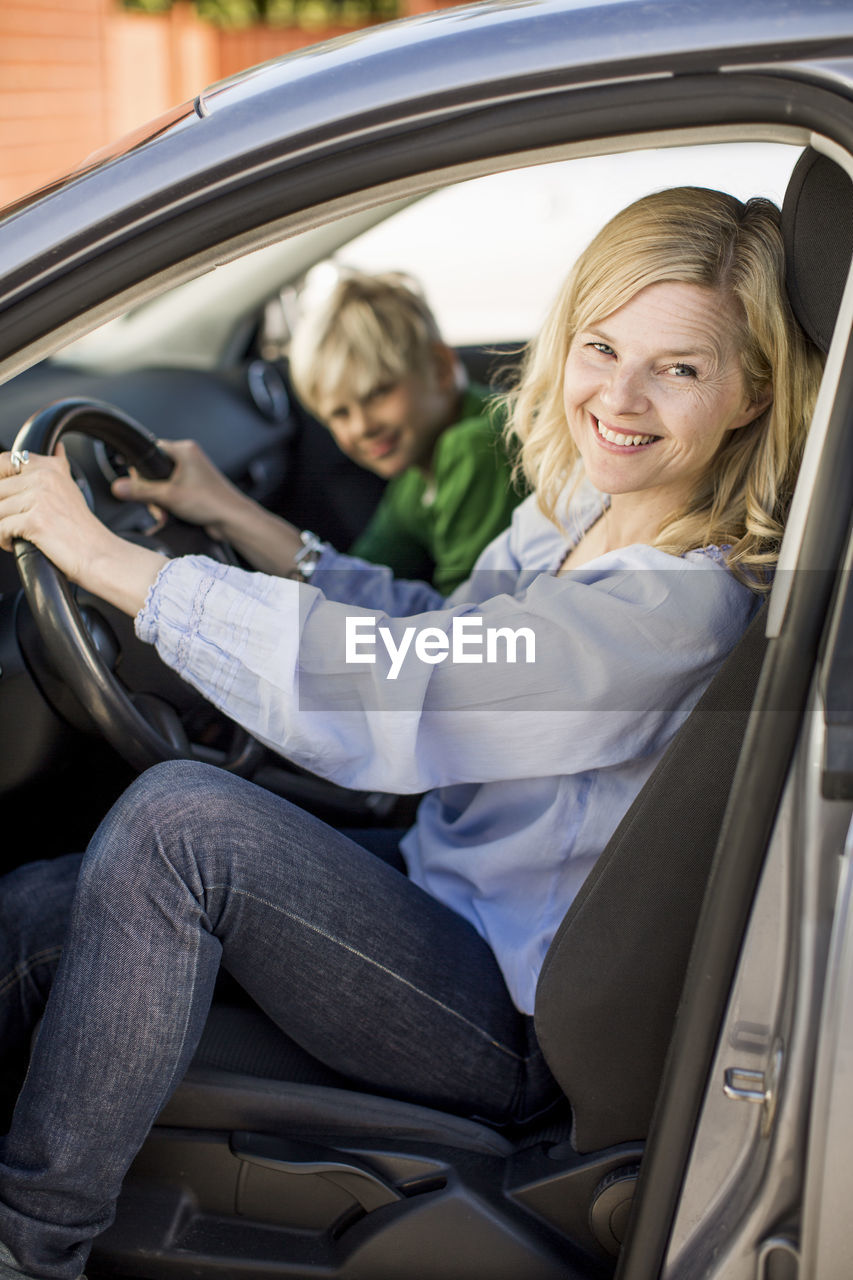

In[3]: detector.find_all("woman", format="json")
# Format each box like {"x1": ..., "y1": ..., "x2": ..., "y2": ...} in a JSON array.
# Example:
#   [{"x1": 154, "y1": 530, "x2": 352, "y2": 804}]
[{"x1": 0, "y1": 186, "x2": 822, "y2": 1280}]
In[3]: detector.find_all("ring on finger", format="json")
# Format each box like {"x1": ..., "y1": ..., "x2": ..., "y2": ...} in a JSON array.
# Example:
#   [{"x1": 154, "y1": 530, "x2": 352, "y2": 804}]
[{"x1": 10, "y1": 450, "x2": 30, "y2": 475}]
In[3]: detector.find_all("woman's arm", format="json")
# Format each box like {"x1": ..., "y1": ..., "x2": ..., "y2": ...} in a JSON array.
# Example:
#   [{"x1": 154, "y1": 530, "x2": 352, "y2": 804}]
[
  {"x1": 116, "y1": 438, "x2": 453, "y2": 614},
  {"x1": 139, "y1": 547, "x2": 756, "y2": 795},
  {"x1": 0, "y1": 445, "x2": 449, "y2": 619},
  {"x1": 111, "y1": 439, "x2": 304, "y2": 576},
  {"x1": 0, "y1": 447, "x2": 756, "y2": 798}
]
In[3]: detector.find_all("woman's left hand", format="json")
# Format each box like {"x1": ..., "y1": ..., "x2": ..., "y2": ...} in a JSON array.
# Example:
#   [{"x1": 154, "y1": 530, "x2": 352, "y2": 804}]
[{"x1": 0, "y1": 446, "x2": 167, "y2": 616}]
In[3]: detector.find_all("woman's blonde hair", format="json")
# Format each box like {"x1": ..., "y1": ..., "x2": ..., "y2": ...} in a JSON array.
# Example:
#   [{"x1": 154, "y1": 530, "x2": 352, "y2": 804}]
[
  {"x1": 289, "y1": 270, "x2": 445, "y2": 417},
  {"x1": 506, "y1": 186, "x2": 824, "y2": 588}
]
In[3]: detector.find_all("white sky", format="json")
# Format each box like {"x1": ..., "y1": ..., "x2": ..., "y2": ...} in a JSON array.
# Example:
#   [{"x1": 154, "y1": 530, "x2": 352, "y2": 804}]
[{"x1": 331, "y1": 142, "x2": 803, "y2": 344}]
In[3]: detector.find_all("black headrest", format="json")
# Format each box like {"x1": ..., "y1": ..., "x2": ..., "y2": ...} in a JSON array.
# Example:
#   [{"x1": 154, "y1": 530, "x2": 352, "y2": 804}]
[{"x1": 782, "y1": 147, "x2": 853, "y2": 353}]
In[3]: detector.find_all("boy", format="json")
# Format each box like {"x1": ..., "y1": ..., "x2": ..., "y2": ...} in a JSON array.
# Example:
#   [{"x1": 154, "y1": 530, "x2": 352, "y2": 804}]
[{"x1": 288, "y1": 270, "x2": 523, "y2": 593}]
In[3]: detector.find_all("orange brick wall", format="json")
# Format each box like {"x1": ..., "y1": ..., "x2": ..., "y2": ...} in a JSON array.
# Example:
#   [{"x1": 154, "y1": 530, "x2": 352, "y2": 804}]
[
  {"x1": 0, "y1": 0, "x2": 113, "y2": 206},
  {"x1": 215, "y1": 21, "x2": 355, "y2": 80},
  {"x1": 104, "y1": 5, "x2": 219, "y2": 140},
  {"x1": 0, "y1": 0, "x2": 458, "y2": 210}
]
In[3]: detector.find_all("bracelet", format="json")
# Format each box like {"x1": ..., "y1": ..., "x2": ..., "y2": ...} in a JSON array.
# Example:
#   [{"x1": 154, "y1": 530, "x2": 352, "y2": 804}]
[{"x1": 290, "y1": 529, "x2": 327, "y2": 582}]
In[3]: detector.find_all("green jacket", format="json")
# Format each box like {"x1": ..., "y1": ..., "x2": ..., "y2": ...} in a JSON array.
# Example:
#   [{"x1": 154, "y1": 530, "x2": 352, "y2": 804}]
[{"x1": 350, "y1": 386, "x2": 523, "y2": 594}]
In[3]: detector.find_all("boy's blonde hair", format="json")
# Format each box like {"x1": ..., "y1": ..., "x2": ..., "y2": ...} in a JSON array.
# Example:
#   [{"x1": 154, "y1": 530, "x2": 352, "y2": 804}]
[
  {"x1": 505, "y1": 186, "x2": 824, "y2": 588},
  {"x1": 289, "y1": 270, "x2": 445, "y2": 417}
]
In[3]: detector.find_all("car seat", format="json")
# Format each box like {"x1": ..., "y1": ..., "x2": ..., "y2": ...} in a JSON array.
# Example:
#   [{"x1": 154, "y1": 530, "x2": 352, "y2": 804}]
[{"x1": 87, "y1": 148, "x2": 853, "y2": 1280}]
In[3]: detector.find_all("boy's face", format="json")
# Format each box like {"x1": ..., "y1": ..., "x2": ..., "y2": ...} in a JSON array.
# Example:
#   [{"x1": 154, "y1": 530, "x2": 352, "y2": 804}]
[{"x1": 317, "y1": 353, "x2": 456, "y2": 479}]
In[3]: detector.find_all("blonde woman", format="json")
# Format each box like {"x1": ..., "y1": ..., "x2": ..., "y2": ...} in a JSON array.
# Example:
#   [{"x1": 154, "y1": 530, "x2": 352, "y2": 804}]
[
  {"x1": 509, "y1": 187, "x2": 818, "y2": 586},
  {"x1": 0, "y1": 187, "x2": 822, "y2": 1280}
]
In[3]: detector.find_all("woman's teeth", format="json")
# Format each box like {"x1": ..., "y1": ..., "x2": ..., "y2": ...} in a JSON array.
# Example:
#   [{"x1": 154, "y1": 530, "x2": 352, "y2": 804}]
[{"x1": 595, "y1": 418, "x2": 656, "y2": 447}]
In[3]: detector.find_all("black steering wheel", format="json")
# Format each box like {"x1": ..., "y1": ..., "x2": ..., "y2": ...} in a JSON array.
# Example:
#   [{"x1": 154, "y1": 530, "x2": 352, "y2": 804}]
[{"x1": 12, "y1": 398, "x2": 263, "y2": 776}]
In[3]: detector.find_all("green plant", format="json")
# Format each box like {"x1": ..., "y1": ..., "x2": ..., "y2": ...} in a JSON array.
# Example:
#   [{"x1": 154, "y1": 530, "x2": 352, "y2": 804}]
[{"x1": 121, "y1": 0, "x2": 399, "y2": 27}]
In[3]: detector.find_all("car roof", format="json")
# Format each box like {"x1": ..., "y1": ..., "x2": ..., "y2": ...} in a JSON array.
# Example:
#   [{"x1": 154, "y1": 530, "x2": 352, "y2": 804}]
[
  {"x1": 3, "y1": 0, "x2": 852, "y2": 235},
  {"x1": 0, "y1": 0, "x2": 851, "y2": 381},
  {"x1": 199, "y1": 0, "x2": 853, "y2": 121}
]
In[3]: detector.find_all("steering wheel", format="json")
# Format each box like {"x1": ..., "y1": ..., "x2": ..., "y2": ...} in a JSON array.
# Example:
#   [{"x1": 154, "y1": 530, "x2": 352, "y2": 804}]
[{"x1": 12, "y1": 398, "x2": 263, "y2": 776}]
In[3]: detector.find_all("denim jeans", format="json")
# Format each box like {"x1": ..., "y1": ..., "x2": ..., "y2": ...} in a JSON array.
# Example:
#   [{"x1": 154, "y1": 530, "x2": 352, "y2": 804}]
[{"x1": 0, "y1": 760, "x2": 558, "y2": 1279}]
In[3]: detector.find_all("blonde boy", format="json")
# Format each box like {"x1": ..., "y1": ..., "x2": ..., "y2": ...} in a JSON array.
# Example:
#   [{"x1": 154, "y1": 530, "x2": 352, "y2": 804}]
[{"x1": 289, "y1": 270, "x2": 522, "y2": 594}]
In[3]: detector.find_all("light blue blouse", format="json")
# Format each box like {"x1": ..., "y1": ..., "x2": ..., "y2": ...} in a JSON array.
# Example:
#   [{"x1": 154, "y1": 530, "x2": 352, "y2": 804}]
[{"x1": 136, "y1": 485, "x2": 759, "y2": 1012}]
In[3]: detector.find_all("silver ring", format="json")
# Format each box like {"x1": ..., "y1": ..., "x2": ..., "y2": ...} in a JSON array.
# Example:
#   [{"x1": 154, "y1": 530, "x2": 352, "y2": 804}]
[{"x1": 10, "y1": 449, "x2": 29, "y2": 475}]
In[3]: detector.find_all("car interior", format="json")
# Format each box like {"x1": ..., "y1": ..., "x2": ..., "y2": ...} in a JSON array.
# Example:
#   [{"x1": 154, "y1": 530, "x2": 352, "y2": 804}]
[{"x1": 1, "y1": 134, "x2": 852, "y2": 1280}]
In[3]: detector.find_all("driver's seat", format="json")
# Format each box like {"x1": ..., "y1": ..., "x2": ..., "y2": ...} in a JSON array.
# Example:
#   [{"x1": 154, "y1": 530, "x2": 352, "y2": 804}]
[
  {"x1": 88, "y1": 148, "x2": 851, "y2": 1280},
  {"x1": 90, "y1": 605, "x2": 766, "y2": 1280}
]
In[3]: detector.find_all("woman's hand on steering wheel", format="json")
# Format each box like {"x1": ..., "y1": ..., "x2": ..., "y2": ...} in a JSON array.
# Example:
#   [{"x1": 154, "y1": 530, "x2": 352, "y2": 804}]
[
  {"x1": 0, "y1": 443, "x2": 166, "y2": 617},
  {"x1": 0, "y1": 400, "x2": 265, "y2": 776},
  {"x1": 111, "y1": 437, "x2": 248, "y2": 539}
]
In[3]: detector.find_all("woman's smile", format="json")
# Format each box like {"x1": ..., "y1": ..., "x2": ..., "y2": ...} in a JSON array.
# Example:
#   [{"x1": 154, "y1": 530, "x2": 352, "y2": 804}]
[{"x1": 591, "y1": 415, "x2": 660, "y2": 450}]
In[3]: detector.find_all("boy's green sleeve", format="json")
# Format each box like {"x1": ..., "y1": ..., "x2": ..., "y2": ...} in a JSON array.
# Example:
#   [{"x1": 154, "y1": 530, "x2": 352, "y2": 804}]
[
  {"x1": 430, "y1": 416, "x2": 524, "y2": 595},
  {"x1": 349, "y1": 478, "x2": 435, "y2": 582}
]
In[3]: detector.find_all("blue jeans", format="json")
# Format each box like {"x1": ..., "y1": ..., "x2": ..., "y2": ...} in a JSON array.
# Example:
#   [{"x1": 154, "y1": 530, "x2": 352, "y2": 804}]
[{"x1": 0, "y1": 760, "x2": 558, "y2": 1279}]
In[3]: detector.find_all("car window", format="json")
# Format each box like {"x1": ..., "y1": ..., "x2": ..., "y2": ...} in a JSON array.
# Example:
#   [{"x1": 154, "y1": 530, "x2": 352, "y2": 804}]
[
  {"x1": 55, "y1": 140, "x2": 803, "y2": 373},
  {"x1": 308, "y1": 142, "x2": 803, "y2": 345}
]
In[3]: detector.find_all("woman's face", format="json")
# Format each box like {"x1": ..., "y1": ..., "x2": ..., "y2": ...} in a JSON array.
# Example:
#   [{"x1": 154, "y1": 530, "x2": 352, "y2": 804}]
[{"x1": 562, "y1": 280, "x2": 764, "y2": 516}]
